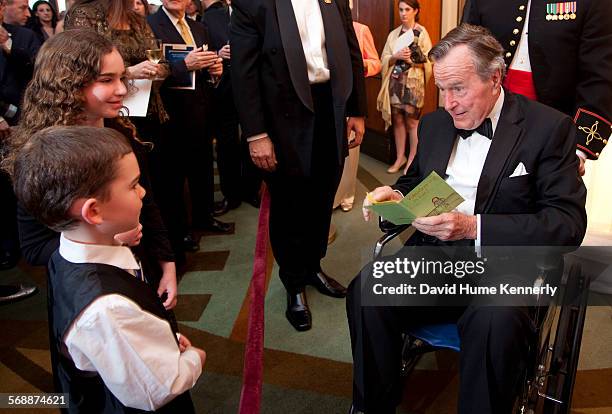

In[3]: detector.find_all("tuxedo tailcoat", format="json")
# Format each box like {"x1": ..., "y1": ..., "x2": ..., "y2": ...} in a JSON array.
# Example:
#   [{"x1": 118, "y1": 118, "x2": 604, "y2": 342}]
[{"x1": 230, "y1": 0, "x2": 367, "y2": 290}]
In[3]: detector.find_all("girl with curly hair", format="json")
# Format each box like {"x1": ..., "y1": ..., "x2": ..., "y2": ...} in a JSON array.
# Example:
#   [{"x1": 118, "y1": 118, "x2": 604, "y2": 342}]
[
  {"x1": 64, "y1": 0, "x2": 169, "y2": 130},
  {"x1": 8, "y1": 30, "x2": 179, "y2": 309}
]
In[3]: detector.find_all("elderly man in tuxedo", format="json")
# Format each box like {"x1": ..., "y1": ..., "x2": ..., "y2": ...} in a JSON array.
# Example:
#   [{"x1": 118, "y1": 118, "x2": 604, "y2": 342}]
[
  {"x1": 230, "y1": 0, "x2": 367, "y2": 331},
  {"x1": 347, "y1": 24, "x2": 587, "y2": 414}
]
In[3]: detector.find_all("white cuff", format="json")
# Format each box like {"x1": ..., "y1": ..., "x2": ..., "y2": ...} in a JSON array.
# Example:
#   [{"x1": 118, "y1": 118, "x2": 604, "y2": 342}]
[
  {"x1": 246, "y1": 133, "x2": 268, "y2": 142},
  {"x1": 475, "y1": 214, "x2": 482, "y2": 257},
  {"x1": 393, "y1": 189, "x2": 404, "y2": 198},
  {"x1": 576, "y1": 150, "x2": 587, "y2": 161}
]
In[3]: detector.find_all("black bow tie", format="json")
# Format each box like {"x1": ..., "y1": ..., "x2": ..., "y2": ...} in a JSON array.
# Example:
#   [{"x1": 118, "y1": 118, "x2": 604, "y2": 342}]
[{"x1": 457, "y1": 118, "x2": 493, "y2": 139}]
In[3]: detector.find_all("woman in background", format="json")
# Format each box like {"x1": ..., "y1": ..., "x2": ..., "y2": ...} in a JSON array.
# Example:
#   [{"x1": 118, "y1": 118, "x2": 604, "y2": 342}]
[
  {"x1": 133, "y1": 0, "x2": 149, "y2": 17},
  {"x1": 185, "y1": 0, "x2": 201, "y2": 21},
  {"x1": 377, "y1": 0, "x2": 432, "y2": 173},
  {"x1": 28, "y1": 0, "x2": 59, "y2": 42}
]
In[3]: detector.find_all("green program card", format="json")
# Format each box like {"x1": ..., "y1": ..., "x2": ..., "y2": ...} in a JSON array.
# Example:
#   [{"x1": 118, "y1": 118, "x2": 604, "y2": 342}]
[{"x1": 366, "y1": 171, "x2": 465, "y2": 225}]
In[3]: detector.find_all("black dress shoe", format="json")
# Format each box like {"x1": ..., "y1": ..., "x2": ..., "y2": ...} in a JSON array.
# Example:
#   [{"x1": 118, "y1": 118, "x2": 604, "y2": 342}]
[
  {"x1": 307, "y1": 270, "x2": 347, "y2": 298},
  {"x1": 285, "y1": 291, "x2": 312, "y2": 331},
  {"x1": 213, "y1": 198, "x2": 241, "y2": 217},
  {"x1": 195, "y1": 217, "x2": 233, "y2": 233},
  {"x1": 0, "y1": 284, "x2": 38, "y2": 304},
  {"x1": 182, "y1": 234, "x2": 200, "y2": 252}
]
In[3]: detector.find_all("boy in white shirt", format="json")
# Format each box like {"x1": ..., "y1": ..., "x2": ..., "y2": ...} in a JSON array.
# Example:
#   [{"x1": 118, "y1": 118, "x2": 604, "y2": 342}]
[{"x1": 11, "y1": 126, "x2": 205, "y2": 413}]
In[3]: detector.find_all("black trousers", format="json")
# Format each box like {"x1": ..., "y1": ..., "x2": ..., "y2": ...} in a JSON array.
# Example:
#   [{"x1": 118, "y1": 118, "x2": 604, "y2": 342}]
[
  {"x1": 213, "y1": 79, "x2": 262, "y2": 202},
  {"x1": 346, "y1": 267, "x2": 535, "y2": 413},
  {"x1": 0, "y1": 171, "x2": 18, "y2": 255},
  {"x1": 266, "y1": 83, "x2": 344, "y2": 294},
  {"x1": 144, "y1": 109, "x2": 214, "y2": 260}
]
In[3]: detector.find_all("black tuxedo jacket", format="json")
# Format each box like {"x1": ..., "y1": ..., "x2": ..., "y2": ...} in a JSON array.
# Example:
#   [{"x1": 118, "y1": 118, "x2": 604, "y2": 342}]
[
  {"x1": 202, "y1": 1, "x2": 232, "y2": 93},
  {"x1": 202, "y1": 1, "x2": 229, "y2": 51},
  {"x1": 147, "y1": 9, "x2": 212, "y2": 120},
  {"x1": 230, "y1": 0, "x2": 367, "y2": 176},
  {"x1": 463, "y1": 0, "x2": 612, "y2": 159},
  {"x1": 393, "y1": 92, "x2": 587, "y2": 246},
  {"x1": 0, "y1": 23, "x2": 40, "y2": 124}
]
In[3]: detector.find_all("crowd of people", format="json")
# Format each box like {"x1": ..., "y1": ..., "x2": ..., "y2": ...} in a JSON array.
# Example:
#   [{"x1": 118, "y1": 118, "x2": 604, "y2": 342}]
[{"x1": 0, "y1": 0, "x2": 611, "y2": 412}]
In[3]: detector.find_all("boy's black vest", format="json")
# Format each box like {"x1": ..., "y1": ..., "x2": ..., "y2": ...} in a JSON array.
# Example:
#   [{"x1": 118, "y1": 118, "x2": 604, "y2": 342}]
[{"x1": 48, "y1": 251, "x2": 195, "y2": 414}]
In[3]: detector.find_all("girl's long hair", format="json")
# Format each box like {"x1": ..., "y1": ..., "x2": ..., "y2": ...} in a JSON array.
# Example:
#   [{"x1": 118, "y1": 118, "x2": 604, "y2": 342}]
[{"x1": 2, "y1": 30, "x2": 138, "y2": 175}]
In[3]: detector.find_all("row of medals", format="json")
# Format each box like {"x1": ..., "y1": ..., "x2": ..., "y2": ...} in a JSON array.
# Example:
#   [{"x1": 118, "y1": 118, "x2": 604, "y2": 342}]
[
  {"x1": 546, "y1": 3, "x2": 576, "y2": 20},
  {"x1": 546, "y1": 12, "x2": 576, "y2": 20}
]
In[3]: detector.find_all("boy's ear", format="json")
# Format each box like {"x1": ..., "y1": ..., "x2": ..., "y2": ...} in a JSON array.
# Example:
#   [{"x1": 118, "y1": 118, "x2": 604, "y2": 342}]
[{"x1": 70, "y1": 198, "x2": 104, "y2": 225}]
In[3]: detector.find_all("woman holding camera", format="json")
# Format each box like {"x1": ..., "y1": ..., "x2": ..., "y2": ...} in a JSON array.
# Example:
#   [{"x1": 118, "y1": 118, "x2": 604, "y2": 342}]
[{"x1": 377, "y1": 0, "x2": 432, "y2": 173}]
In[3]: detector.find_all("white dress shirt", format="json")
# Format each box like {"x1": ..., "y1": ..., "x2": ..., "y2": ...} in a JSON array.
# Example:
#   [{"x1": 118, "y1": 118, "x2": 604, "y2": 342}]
[
  {"x1": 509, "y1": 0, "x2": 532, "y2": 72},
  {"x1": 445, "y1": 88, "x2": 505, "y2": 247},
  {"x1": 60, "y1": 234, "x2": 202, "y2": 411},
  {"x1": 290, "y1": 0, "x2": 330, "y2": 84}
]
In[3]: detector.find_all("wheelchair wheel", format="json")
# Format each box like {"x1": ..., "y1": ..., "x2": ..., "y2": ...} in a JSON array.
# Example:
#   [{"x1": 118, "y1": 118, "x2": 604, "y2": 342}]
[{"x1": 543, "y1": 264, "x2": 589, "y2": 414}]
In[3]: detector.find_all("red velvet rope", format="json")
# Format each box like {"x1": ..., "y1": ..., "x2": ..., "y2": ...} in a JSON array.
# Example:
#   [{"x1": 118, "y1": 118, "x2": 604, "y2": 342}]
[{"x1": 238, "y1": 184, "x2": 271, "y2": 414}]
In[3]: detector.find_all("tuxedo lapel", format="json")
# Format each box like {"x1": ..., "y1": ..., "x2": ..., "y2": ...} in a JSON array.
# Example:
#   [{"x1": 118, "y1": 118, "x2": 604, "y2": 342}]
[
  {"x1": 428, "y1": 115, "x2": 457, "y2": 179},
  {"x1": 275, "y1": 0, "x2": 313, "y2": 111},
  {"x1": 318, "y1": 0, "x2": 351, "y2": 103},
  {"x1": 475, "y1": 93, "x2": 524, "y2": 213}
]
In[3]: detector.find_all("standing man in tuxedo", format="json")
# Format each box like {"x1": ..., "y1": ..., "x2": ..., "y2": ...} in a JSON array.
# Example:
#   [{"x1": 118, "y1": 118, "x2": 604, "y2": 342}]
[
  {"x1": 230, "y1": 0, "x2": 367, "y2": 331},
  {"x1": 463, "y1": 0, "x2": 612, "y2": 174},
  {"x1": 348, "y1": 24, "x2": 587, "y2": 413},
  {"x1": 0, "y1": 0, "x2": 40, "y2": 306},
  {"x1": 147, "y1": 0, "x2": 231, "y2": 267},
  {"x1": 202, "y1": 0, "x2": 261, "y2": 215}
]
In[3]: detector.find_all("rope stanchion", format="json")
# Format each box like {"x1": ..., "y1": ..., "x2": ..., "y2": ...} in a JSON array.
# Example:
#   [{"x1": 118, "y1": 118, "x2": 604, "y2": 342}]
[{"x1": 238, "y1": 184, "x2": 271, "y2": 414}]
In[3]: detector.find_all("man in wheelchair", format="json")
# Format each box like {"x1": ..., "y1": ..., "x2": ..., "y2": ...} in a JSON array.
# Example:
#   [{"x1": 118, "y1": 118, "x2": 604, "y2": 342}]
[{"x1": 346, "y1": 24, "x2": 587, "y2": 414}]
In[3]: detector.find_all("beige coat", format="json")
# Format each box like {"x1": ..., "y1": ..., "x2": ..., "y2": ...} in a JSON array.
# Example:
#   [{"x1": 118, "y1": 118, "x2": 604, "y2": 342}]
[{"x1": 377, "y1": 24, "x2": 432, "y2": 130}]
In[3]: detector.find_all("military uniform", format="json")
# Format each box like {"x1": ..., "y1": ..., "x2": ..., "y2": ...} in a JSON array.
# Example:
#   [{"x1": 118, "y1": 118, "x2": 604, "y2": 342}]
[{"x1": 463, "y1": 0, "x2": 612, "y2": 159}]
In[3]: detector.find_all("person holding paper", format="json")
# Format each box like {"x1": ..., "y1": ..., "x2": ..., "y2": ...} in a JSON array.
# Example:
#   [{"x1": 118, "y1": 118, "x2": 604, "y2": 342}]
[
  {"x1": 348, "y1": 24, "x2": 587, "y2": 414},
  {"x1": 64, "y1": 0, "x2": 170, "y2": 125},
  {"x1": 377, "y1": 0, "x2": 432, "y2": 174},
  {"x1": 62, "y1": 0, "x2": 205, "y2": 255},
  {"x1": 230, "y1": 0, "x2": 367, "y2": 331},
  {"x1": 148, "y1": 0, "x2": 231, "y2": 252}
]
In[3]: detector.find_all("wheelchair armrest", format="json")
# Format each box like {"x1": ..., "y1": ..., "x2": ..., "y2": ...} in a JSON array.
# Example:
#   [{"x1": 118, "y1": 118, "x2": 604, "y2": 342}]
[
  {"x1": 373, "y1": 217, "x2": 411, "y2": 260},
  {"x1": 378, "y1": 217, "x2": 410, "y2": 234}
]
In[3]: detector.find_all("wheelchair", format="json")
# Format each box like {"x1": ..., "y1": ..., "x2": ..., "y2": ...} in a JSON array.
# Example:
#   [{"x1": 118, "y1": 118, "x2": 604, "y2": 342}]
[{"x1": 373, "y1": 219, "x2": 590, "y2": 414}]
